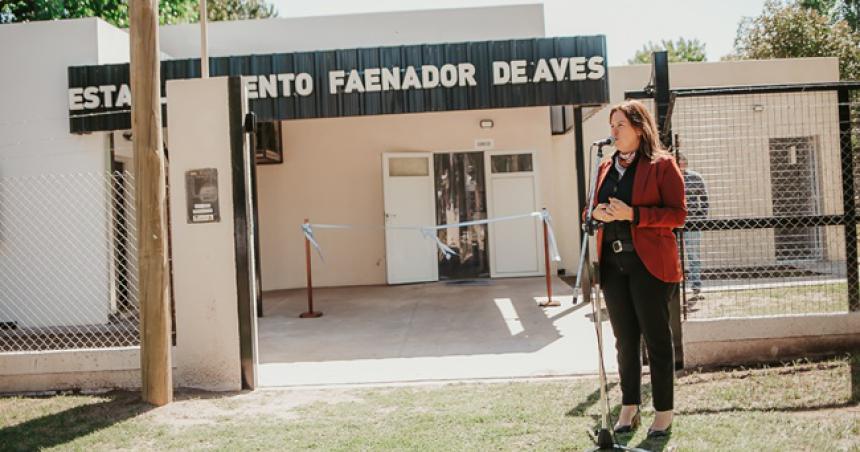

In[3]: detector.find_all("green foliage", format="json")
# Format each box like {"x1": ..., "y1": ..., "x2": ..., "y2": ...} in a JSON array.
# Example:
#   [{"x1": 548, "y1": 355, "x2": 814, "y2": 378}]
[
  {"x1": 628, "y1": 38, "x2": 707, "y2": 65},
  {"x1": 1, "y1": 0, "x2": 189, "y2": 26},
  {"x1": 0, "y1": 359, "x2": 855, "y2": 450},
  {"x1": 731, "y1": 0, "x2": 860, "y2": 80},
  {"x1": 206, "y1": 0, "x2": 275, "y2": 21},
  {"x1": 799, "y1": 0, "x2": 859, "y2": 31},
  {"x1": 0, "y1": 0, "x2": 276, "y2": 27}
]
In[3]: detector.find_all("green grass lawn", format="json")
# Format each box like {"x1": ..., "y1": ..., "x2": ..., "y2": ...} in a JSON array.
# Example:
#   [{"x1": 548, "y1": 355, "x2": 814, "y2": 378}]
[
  {"x1": 688, "y1": 282, "x2": 850, "y2": 318},
  {"x1": 1, "y1": 358, "x2": 857, "y2": 451}
]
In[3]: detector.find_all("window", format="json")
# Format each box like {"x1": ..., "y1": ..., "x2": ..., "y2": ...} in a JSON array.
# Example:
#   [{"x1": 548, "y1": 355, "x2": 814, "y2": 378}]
[
  {"x1": 389, "y1": 157, "x2": 429, "y2": 176},
  {"x1": 490, "y1": 154, "x2": 533, "y2": 173},
  {"x1": 254, "y1": 121, "x2": 283, "y2": 164}
]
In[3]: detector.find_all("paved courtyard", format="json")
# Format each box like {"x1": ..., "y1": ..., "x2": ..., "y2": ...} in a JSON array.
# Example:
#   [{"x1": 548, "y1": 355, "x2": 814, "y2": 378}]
[{"x1": 257, "y1": 276, "x2": 618, "y2": 387}]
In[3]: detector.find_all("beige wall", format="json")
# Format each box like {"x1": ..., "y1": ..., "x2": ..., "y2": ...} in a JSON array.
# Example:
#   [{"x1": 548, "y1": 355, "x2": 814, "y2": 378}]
[
  {"x1": 683, "y1": 312, "x2": 860, "y2": 367},
  {"x1": 550, "y1": 131, "x2": 580, "y2": 272},
  {"x1": 258, "y1": 107, "x2": 561, "y2": 290},
  {"x1": 0, "y1": 348, "x2": 143, "y2": 392}
]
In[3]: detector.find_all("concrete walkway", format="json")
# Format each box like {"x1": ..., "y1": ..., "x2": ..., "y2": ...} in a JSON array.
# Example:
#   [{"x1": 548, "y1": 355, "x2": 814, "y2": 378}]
[{"x1": 257, "y1": 277, "x2": 617, "y2": 387}]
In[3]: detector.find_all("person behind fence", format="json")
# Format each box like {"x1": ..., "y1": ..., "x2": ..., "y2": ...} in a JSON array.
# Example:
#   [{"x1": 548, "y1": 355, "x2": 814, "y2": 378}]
[
  {"x1": 589, "y1": 100, "x2": 686, "y2": 438},
  {"x1": 677, "y1": 152, "x2": 709, "y2": 303}
]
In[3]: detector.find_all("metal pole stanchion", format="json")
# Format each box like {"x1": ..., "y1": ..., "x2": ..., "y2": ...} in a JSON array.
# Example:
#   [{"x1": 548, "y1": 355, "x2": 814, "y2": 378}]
[
  {"x1": 540, "y1": 208, "x2": 559, "y2": 307},
  {"x1": 300, "y1": 218, "x2": 322, "y2": 318}
]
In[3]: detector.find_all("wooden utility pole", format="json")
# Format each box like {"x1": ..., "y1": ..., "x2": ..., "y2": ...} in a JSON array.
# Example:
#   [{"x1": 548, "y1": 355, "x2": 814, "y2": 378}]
[
  {"x1": 199, "y1": 0, "x2": 209, "y2": 78},
  {"x1": 131, "y1": 0, "x2": 173, "y2": 406}
]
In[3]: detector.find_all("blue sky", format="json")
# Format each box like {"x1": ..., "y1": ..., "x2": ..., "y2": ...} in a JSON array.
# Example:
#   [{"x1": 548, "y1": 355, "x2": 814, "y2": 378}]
[{"x1": 268, "y1": 0, "x2": 769, "y2": 66}]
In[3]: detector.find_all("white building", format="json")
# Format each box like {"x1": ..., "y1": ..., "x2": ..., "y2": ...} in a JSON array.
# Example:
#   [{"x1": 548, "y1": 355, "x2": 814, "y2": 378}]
[{"x1": 0, "y1": 5, "x2": 841, "y2": 330}]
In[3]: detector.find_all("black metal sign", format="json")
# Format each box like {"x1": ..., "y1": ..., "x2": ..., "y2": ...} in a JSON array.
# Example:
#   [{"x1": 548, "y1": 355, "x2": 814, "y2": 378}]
[
  {"x1": 68, "y1": 36, "x2": 608, "y2": 133},
  {"x1": 185, "y1": 168, "x2": 220, "y2": 224}
]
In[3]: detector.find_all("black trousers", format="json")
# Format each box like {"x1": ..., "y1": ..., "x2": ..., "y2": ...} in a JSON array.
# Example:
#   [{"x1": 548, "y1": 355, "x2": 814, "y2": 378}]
[{"x1": 600, "y1": 244, "x2": 676, "y2": 411}]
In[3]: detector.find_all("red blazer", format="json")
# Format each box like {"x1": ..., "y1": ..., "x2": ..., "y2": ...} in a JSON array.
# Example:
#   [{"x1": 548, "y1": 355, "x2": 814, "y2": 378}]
[{"x1": 592, "y1": 153, "x2": 687, "y2": 282}]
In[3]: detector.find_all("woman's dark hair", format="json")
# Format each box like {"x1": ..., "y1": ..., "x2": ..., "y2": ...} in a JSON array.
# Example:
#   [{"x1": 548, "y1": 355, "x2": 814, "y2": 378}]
[{"x1": 609, "y1": 100, "x2": 669, "y2": 160}]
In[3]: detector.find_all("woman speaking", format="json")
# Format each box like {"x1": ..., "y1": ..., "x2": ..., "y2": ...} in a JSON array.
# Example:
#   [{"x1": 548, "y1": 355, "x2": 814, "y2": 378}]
[{"x1": 590, "y1": 100, "x2": 686, "y2": 438}]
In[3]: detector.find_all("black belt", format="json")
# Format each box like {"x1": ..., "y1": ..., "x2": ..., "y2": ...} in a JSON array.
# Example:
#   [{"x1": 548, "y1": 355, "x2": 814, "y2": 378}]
[{"x1": 606, "y1": 240, "x2": 634, "y2": 253}]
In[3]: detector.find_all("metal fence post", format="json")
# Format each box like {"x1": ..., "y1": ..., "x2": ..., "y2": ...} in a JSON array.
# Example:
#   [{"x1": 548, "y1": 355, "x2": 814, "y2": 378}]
[
  {"x1": 839, "y1": 87, "x2": 860, "y2": 402},
  {"x1": 838, "y1": 88, "x2": 859, "y2": 311}
]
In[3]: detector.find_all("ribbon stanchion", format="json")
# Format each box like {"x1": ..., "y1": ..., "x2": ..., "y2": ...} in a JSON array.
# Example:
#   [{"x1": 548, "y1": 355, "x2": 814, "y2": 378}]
[
  {"x1": 300, "y1": 218, "x2": 323, "y2": 318},
  {"x1": 539, "y1": 208, "x2": 559, "y2": 307}
]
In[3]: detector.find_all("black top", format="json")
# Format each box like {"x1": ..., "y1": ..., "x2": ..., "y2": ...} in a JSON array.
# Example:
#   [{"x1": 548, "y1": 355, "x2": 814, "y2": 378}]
[{"x1": 597, "y1": 153, "x2": 639, "y2": 243}]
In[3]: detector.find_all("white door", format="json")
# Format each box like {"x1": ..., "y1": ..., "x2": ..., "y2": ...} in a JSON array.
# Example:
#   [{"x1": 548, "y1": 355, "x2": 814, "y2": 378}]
[
  {"x1": 485, "y1": 151, "x2": 542, "y2": 277},
  {"x1": 383, "y1": 152, "x2": 439, "y2": 284}
]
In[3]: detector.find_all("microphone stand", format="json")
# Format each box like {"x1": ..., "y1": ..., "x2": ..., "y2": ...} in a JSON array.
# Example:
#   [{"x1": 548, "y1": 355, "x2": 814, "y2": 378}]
[{"x1": 577, "y1": 144, "x2": 648, "y2": 452}]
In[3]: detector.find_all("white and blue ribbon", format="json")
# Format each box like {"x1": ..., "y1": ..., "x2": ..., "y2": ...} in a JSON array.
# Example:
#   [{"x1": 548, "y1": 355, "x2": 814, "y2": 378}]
[
  {"x1": 301, "y1": 210, "x2": 562, "y2": 263},
  {"x1": 300, "y1": 222, "x2": 325, "y2": 262},
  {"x1": 421, "y1": 227, "x2": 458, "y2": 260},
  {"x1": 540, "y1": 209, "x2": 562, "y2": 262}
]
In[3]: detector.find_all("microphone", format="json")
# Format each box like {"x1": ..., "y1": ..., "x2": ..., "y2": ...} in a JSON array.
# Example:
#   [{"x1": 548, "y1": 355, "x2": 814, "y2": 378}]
[{"x1": 593, "y1": 136, "x2": 615, "y2": 146}]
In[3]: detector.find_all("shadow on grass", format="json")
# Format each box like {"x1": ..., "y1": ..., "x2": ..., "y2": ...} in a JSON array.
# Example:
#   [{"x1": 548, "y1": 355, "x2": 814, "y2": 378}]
[
  {"x1": 568, "y1": 383, "x2": 655, "y2": 419},
  {"x1": 580, "y1": 425, "x2": 671, "y2": 452},
  {"x1": 0, "y1": 391, "x2": 151, "y2": 452},
  {"x1": 632, "y1": 432, "x2": 672, "y2": 452},
  {"x1": 605, "y1": 432, "x2": 672, "y2": 452},
  {"x1": 566, "y1": 382, "x2": 619, "y2": 417},
  {"x1": 679, "y1": 401, "x2": 858, "y2": 416},
  {"x1": 567, "y1": 383, "x2": 674, "y2": 451}
]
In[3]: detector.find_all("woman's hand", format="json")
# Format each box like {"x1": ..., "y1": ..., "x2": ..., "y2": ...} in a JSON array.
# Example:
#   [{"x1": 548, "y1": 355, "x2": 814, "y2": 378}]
[
  {"x1": 592, "y1": 203, "x2": 611, "y2": 222},
  {"x1": 606, "y1": 197, "x2": 634, "y2": 222}
]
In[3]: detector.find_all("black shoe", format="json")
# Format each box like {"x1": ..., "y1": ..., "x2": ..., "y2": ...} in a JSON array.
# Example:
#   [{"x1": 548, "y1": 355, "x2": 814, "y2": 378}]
[
  {"x1": 688, "y1": 294, "x2": 704, "y2": 303},
  {"x1": 612, "y1": 408, "x2": 640, "y2": 434},
  {"x1": 646, "y1": 424, "x2": 672, "y2": 439}
]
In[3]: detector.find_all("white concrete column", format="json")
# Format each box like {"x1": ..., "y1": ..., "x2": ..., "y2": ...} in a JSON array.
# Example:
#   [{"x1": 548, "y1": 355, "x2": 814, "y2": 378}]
[{"x1": 166, "y1": 77, "x2": 249, "y2": 391}]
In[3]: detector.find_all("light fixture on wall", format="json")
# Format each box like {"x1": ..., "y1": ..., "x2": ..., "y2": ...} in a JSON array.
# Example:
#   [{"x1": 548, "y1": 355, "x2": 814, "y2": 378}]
[
  {"x1": 479, "y1": 119, "x2": 494, "y2": 129},
  {"x1": 752, "y1": 104, "x2": 765, "y2": 112}
]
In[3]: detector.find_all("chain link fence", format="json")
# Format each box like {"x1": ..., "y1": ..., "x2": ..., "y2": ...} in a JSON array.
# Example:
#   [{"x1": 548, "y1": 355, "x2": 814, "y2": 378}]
[
  {"x1": 667, "y1": 85, "x2": 860, "y2": 319},
  {"x1": 0, "y1": 170, "x2": 139, "y2": 352}
]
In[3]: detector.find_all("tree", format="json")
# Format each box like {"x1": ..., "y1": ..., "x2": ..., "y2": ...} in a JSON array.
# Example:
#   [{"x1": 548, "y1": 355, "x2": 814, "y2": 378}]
[
  {"x1": 799, "y1": 0, "x2": 859, "y2": 31},
  {"x1": 0, "y1": 0, "x2": 195, "y2": 26},
  {"x1": 206, "y1": 0, "x2": 275, "y2": 21},
  {"x1": 731, "y1": 0, "x2": 860, "y2": 80},
  {"x1": 843, "y1": 0, "x2": 860, "y2": 31},
  {"x1": 0, "y1": 0, "x2": 187, "y2": 26},
  {"x1": 628, "y1": 38, "x2": 707, "y2": 65},
  {"x1": 0, "y1": 0, "x2": 275, "y2": 27}
]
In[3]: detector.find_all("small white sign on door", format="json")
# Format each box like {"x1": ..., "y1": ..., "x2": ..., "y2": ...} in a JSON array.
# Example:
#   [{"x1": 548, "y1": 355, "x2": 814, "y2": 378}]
[{"x1": 474, "y1": 138, "x2": 495, "y2": 151}]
